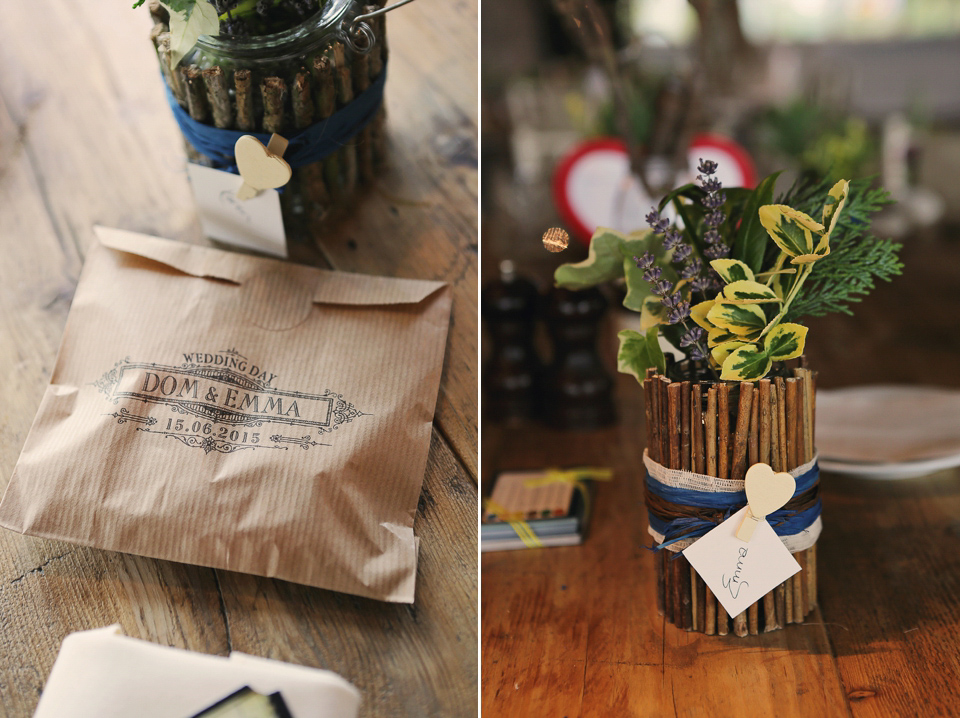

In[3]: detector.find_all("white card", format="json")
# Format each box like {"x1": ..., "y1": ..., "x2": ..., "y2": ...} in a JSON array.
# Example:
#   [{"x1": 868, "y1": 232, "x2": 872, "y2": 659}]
[
  {"x1": 186, "y1": 163, "x2": 287, "y2": 258},
  {"x1": 683, "y1": 506, "x2": 801, "y2": 618}
]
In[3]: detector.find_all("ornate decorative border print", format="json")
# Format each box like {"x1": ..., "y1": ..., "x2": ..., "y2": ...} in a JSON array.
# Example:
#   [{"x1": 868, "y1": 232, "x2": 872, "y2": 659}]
[{"x1": 94, "y1": 350, "x2": 367, "y2": 454}]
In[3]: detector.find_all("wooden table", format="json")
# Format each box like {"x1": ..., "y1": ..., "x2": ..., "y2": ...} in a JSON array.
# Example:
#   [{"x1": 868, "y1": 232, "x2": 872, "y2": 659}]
[
  {"x1": 481, "y1": 235, "x2": 960, "y2": 716},
  {"x1": 0, "y1": 1, "x2": 477, "y2": 716}
]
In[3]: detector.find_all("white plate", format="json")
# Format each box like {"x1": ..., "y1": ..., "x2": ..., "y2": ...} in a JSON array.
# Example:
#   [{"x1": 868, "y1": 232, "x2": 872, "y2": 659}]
[
  {"x1": 817, "y1": 385, "x2": 960, "y2": 480},
  {"x1": 819, "y1": 455, "x2": 960, "y2": 480}
]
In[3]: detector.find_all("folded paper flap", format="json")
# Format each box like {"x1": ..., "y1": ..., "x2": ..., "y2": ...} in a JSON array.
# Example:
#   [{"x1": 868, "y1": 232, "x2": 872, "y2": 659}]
[
  {"x1": 311, "y1": 271, "x2": 446, "y2": 306},
  {"x1": 95, "y1": 226, "x2": 249, "y2": 284},
  {"x1": 94, "y1": 226, "x2": 447, "y2": 307}
]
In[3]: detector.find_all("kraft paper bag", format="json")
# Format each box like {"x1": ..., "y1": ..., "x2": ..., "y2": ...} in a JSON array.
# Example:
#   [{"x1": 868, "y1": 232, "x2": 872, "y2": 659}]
[{"x1": 0, "y1": 227, "x2": 451, "y2": 603}]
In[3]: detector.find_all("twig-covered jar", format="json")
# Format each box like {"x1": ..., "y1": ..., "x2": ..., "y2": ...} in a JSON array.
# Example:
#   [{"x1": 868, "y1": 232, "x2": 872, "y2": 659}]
[
  {"x1": 149, "y1": 0, "x2": 388, "y2": 230},
  {"x1": 642, "y1": 359, "x2": 820, "y2": 636}
]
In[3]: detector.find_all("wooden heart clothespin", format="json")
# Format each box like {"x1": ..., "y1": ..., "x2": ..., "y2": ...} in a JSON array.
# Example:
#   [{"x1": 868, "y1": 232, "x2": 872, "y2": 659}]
[
  {"x1": 736, "y1": 462, "x2": 796, "y2": 542},
  {"x1": 234, "y1": 134, "x2": 292, "y2": 201}
]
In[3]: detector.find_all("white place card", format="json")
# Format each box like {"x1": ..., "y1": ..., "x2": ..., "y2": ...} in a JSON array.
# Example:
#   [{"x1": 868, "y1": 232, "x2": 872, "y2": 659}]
[
  {"x1": 683, "y1": 506, "x2": 801, "y2": 618},
  {"x1": 186, "y1": 163, "x2": 287, "y2": 258}
]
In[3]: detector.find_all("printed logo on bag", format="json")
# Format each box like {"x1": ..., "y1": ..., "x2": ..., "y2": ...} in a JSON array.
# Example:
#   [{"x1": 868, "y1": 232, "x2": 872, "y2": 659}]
[{"x1": 93, "y1": 350, "x2": 368, "y2": 454}]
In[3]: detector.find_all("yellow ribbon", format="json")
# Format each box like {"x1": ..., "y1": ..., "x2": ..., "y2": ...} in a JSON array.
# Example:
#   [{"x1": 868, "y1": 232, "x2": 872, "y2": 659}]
[
  {"x1": 483, "y1": 498, "x2": 543, "y2": 548},
  {"x1": 484, "y1": 468, "x2": 613, "y2": 548},
  {"x1": 524, "y1": 467, "x2": 613, "y2": 522}
]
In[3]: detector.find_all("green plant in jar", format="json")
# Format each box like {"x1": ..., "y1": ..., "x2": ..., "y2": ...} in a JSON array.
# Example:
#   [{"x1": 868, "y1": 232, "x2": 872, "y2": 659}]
[
  {"x1": 553, "y1": 162, "x2": 903, "y2": 382},
  {"x1": 135, "y1": 1, "x2": 330, "y2": 63}
]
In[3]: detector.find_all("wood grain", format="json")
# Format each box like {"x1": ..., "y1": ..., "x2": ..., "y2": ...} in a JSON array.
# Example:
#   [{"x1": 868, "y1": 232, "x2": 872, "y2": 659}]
[
  {"x1": 482, "y1": 379, "x2": 853, "y2": 716},
  {"x1": 0, "y1": 1, "x2": 477, "y2": 715},
  {"x1": 482, "y1": 225, "x2": 960, "y2": 711}
]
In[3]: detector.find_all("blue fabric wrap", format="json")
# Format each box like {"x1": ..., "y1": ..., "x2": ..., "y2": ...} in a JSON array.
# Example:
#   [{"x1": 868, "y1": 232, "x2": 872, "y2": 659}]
[
  {"x1": 646, "y1": 462, "x2": 821, "y2": 550},
  {"x1": 165, "y1": 64, "x2": 387, "y2": 172}
]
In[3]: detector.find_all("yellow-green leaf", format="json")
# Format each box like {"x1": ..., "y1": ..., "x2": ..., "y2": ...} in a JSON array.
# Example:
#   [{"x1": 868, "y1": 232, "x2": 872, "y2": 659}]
[
  {"x1": 162, "y1": 0, "x2": 220, "y2": 66},
  {"x1": 710, "y1": 259, "x2": 754, "y2": 284},
  {"x1": 690, "y1": 299, "x2": 716, "y2": 330},
  {"x1": 790, "y1": 250, "x2": 830, "y2": 265},
  {"x1": 639, "y1": 295, "x2": 667, "y2": 331},
  {"x1": 706, "y1": 301, "x2": 767, "y2": 337},
  {"x1": 758, "y1": 205, "x2": 824, "y2": 258},
  {"x1": 555, "y1": 228, "x2": 633, "y2": 291},
  {"x1": 721, "y1": 280, "x2": 781, "y2": 304},
  {"x1": 764, "y1": 322, "x2": 808, "y2": 361},
  {"x1": 769, "y1": 271, "x2": 792, "y2": 301},
  {"x1": 711, "y1": 340, "x2": 748, "y2": 366},
  {"x1": 720, "y1": 344, "x2": 772, "y2": 382},
  {"x1": 821, "y1": 179, "x2": 850, "y2": 238},
  {"x1": 802, "y1": 178, "x2": 850, "y2": 262},
  {"x1": 707, "y1": 326, "x2": 739, "y2": 348},
  {"x1": 617, "y1": 327, "x2": 666, "y2": 381}
]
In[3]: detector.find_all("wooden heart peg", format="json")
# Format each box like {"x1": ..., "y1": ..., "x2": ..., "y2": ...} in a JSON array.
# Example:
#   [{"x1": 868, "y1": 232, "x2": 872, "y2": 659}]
[
  {"x1": 736, "y1": 462, "x2": 796, "y2": 542},
  {"x1": 235, "y1": 134, "x2": 292, "y2": 201}
]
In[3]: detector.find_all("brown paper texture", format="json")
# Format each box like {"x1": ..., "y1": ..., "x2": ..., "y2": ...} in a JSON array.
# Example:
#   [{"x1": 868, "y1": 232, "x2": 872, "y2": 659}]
[{"x1": 0, "y1": 227, "x2": 452, "y2": 603}]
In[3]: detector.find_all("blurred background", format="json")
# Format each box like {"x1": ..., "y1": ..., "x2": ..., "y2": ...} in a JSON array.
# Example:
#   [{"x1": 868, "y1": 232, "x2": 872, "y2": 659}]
[{"x1": 481, "y1": 0, "x2": 960, "y2": 440}]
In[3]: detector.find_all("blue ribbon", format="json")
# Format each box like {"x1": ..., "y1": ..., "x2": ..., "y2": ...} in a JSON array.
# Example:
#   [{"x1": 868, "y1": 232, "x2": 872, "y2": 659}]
[
  {"x1": 646, "y1": 462, "x2": 821, "y2": 551},
  {"x1": 164, "y1": 64, "x2": 387, "y2": 172}
]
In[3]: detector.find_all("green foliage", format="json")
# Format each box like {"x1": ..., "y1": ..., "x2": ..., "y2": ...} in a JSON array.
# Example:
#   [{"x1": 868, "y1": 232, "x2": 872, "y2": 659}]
[
  {"x1": 160, "y1": 0, "x2": 220, "y2": 66},
  {"x1": 759, "y1": 100, "x2": 877, "y2": 180},
  {"x1": 553, "y1": 228, "x2": 672, "y2": 313},
  {"x1": 162, "y1": 0, "x2": 200, "y2": 12},
  {"x1": 778, "y1": 176, "x2": 902, "y2": 320},
  {"x1": 657, "y1": 183, "x2": 707, "y2": 255},
  {"x1": 621, "y1": 234, "x2": 673, "y2": 311},
  {"x1": 617, "y1": 327, "x2": 665, "y2": 381},
  {"x1": 554, "y1": 168, "x2": 898, "y2": 384},
  {"x1": 553, "y1": 230, "x2": 627, "y2": 290},
  {"x1": 134, "y1": 0, "x2": 326, "y2": 42},
  {"x1": 730, "y1": 172, "x2": 780, "y2": 273}
]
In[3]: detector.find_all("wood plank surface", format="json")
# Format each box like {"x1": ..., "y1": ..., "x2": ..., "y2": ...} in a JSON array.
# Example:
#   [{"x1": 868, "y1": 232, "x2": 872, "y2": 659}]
[
  {"x1": 481, "y1": 163, "x2": 960, "y2": 715},
  {"x1": 0, "y1": 1, "x2": 477, "y2": 716},
  {"x1": 302, "y1": 0, "x2": 478, "y2": 476},
  {"x1": 481, "y1": 386, "x2": 851, "y2": 717},
  {"x1": 482, "y1": 375, "x2": 960, "y2": 716}
]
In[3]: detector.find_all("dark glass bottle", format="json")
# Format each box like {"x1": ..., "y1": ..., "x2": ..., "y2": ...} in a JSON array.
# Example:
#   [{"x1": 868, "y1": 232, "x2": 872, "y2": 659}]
[
  {"x1": 481, "y1": 261, "x2": 540, "y2": 422},
  {"x1": 540, "y1": 286, "x2": 616, "y2": 429}
]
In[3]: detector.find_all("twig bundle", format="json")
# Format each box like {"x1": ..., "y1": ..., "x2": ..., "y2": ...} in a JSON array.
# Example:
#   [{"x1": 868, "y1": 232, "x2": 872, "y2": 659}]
[
  {"x1": 149, "y1": 8, "x2": 390, "y2": 222},
  {"x1": 643, "y1": 361, "x2": 818, "y2": 636}
]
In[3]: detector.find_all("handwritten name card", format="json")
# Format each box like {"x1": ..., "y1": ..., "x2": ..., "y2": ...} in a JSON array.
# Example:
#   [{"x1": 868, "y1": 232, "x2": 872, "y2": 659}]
[
  {"x1": 186, "y1": 163, "x2": 287, "y2": 258},
  {"x1": 683, "y1": 506, "x2": 801, "y2": 618}
]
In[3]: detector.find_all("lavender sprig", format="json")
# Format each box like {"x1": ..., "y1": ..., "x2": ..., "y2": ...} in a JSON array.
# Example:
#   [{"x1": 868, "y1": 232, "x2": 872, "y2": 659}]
[
  {"x1": 679, "y1": 325, "x2": 708, "y2": 361},
  {"x1": 645, "y1": 209, "x2": 670, "y2": 234},
  {"x1": 681, "y1": 258, "x2": 703, "y2": 279},
  {"x1": 697, "y1": 158, "x2": 729, "y2": 262}
]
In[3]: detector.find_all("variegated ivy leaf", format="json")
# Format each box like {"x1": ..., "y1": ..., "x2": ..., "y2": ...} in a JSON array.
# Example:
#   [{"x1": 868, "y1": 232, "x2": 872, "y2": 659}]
[
  {"x1": 764, "y1": 322, "x2": 808, "y2": 361},
  {"x1": 555, "y1": 228, "x2": 632, "y2": 291},
  {"x1": 758, "y1": 205, "x2": 824, "y2": 258},
  {"x1": 690, "y1": 299, "x2": 716, "y2": 330},
  {"x1": 707, "y1": 326, "x2": 740, "y2": 348},
  {"x1": 721, "y1": 280, "x2": 781, "y2": 304},
  {"x1": 706, "y1": 301, "x2": 767, "y2": 337},
  {"x1": 711, "y1": 340, "x2": 748, "y2": 366},
  {"x1": 162, "y1": 0, "x2": 220, "y2": 66},
  {"x1": 639, "y1": 295, "x2": 668, "y2": 331},
  {"x1": 720, "y1": 344, "x2": 772, "y2": 382},
  {"x1": 617, "y1": 327, "x2": 666, "y2": 381},
  {"x1": 710, "y1": 259, "x2": 754, "y2": 284}
]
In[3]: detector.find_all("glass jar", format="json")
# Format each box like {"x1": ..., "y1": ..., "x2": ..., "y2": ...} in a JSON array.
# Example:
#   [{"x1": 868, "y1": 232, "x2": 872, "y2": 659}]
[{"x1": 151, "y1": 0, "x2": 388, "y2": 232}]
